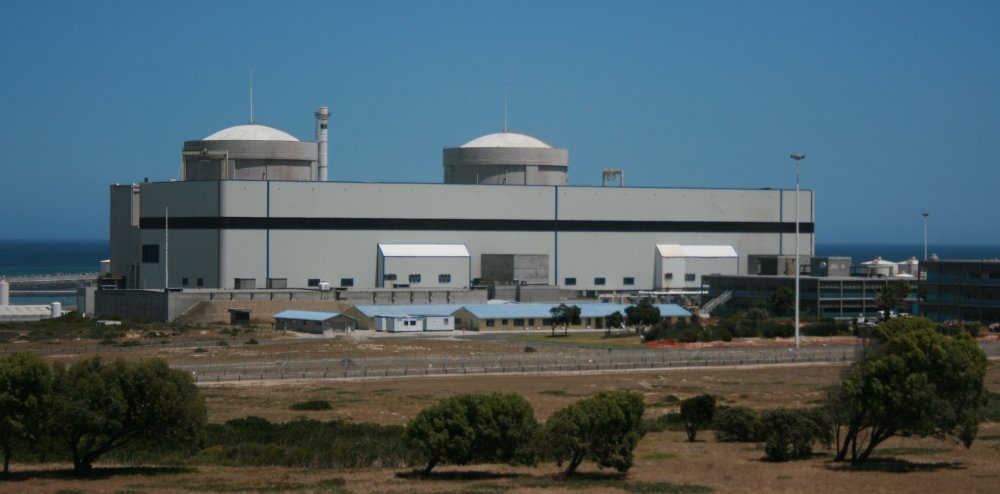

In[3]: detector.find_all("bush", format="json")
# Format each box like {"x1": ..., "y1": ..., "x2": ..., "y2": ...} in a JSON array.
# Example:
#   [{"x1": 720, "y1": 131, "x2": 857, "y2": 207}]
[
  {"x1": 714, "y1": 406, "x2": 762, "y2": 442},
  {"x1": 545, "y1": 390, "x2": 645, "y2": 475},
  {"x1": 246, "y1": 338, "x2": 259, "y2": 345},
  {"x1": 290, "y1": 400, "x2": 332, "y2": 411},
  {"x1": 524, "y1": 346, "x2": 537, "y2": 353},
  {"x1": 680, "y1": 394, "x2": 716, "y2": 442},
  {"x1": 760, "y1": 321, "x2": 794, "y2": 339},
  {"x1": 404, "y1": 393, "x2": 538, "y2": 475},
  {"x1": 937, "y1": 321, "x2": 986, "y2": 337},
  {"x1": 203, "y1": 416, "x2": 414, "y2": 468},
  {"x1": 760, "y1": 408, "x2": 829, "y2": 461},
  {"x1": 801, "y1": 320, "x2": 851, "y2": 337}
]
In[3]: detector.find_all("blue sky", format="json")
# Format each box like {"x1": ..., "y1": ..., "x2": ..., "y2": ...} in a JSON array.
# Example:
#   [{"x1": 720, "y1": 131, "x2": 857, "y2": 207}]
[{"x1": 1, "y1": 1, "x2": 998, "y2": 244}]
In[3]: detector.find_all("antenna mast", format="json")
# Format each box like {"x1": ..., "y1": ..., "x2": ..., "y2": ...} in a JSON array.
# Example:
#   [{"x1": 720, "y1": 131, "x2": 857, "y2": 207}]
[
  {"x1": 249, "y1": 70, "x2": 254, "y2": 124},
  {"x1": 503, "y1": 86, "x2": 508, "y2": 133}
]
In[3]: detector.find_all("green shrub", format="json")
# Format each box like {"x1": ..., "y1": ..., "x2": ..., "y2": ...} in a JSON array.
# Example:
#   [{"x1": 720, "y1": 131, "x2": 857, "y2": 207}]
[
  {"x1": 524, "y1": 346, "x2": 537, "y2": 353},
  {"x1": 760, "y1": 408, "x2": 828, "y2": 461},
  {"x1": 203, "y1": 417, "x2": 414, "y2": 469},
  {"x1": 545, "y1": 390, "x2": 645, "y2": 475},
  {"x1": 760, "y1": 321, "x2": 794, "y2": 339},
  {"x1": 714, "y1": 406, "x2": 762, "y2": 442},
  {"x1": 680, "y1": 394, "x2": 716, "y2": 442},
  {"x1": 246, "y1": 338, "x2": 259, "y2": 345},
  {"x1": 404, "y1": 393, "x2": 539, "y2": 475},
  {"x1": 801, "y1": 320, "x2": 851, "y2": 337},
  {"x1": 290, "y1": 400, "x2": 332, "y2": 411}
]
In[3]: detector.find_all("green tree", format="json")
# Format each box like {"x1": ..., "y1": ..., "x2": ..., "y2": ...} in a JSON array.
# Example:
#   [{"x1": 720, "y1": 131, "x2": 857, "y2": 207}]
[
  {"x1": 549, "y1": 304, "x2": 581, "y2": 336},
  {"x1": 767, "y1": 286, "x2": 794, "y2": 316},
  {"x1": 545, "y1": 390, "x2": 645, "y2": 475},
  {"x1": 713, "y1": 406, "x2": 762, "y2": 442},
  {"x1": 48, "y1": 357, "x2": 206, "y2": 472},
  {"x1": 0, "y1": 353, "x2": 52, "y2": 476},
  {"x1": 625, "y1": 301, "x2": 661, "y2": 330},
  {"x1": 403, "y1": 393, "x2": 538, "y2": 475},
  {"x1": 604, "y1": 311, "x2": 625, "y2": 334},
  {"x1": 875, "y1": 280, "x2": 910, "y2": 321},
  {"x1": 827, "y1": 317, "x2": 987, "y2": 465},
  {"x1": 680, "y1": 394, "x2": 716, "y2": 442},
  {"x1": 760, "y1": 408, "x2": 829, "y2": 461}
]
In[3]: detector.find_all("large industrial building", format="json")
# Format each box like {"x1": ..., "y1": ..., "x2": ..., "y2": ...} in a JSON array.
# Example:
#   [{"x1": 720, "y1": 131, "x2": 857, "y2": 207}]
[{"x1": 107, "y1": 107, "x2": 815, "y2": 301}]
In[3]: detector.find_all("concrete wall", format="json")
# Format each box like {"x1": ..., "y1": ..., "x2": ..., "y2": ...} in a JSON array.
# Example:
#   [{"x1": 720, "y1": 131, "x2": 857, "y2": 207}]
[{"x1": 109, "y1": 184, "x2": 141, "y2": 285}]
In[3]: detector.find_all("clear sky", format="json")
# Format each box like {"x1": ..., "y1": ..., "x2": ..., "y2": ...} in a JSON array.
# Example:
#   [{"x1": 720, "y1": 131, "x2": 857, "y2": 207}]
[{"x1": 1, "y1": 1, "x2": 998, "y2": 244}]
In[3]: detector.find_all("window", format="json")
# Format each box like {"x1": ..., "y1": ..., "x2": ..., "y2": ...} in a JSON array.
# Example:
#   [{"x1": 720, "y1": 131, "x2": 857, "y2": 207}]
[
  {"x1": 502, "y1": 319, "x2": 509, "y2": 325},
  {"x1": 408, "y1": 274, "x2": 421, "y2": 283},
  {"x1": 594, "y1": 277, "x2": 606, "y2": 286},
  {"x1": 664, "y1": 273, "x2": 673, "y2": 280},
  {"x1": 438, "y1": 274, "x2": 451, "y2": 283},
  {"x1": 384, "y1": 273, "x2": 397, "y2": 281},
  {"x1": 308, "y1": 278, "x2": 320, "y2": 287},
  {"x1": 514, "y1": 318, "x2": 525, "y2": 326},
  {"x1": 142, "y1": 244, "x2": 159, "y2": 263},
  {"x1": 486, "y1": 319, "x2": 495, "y2": 327},
  {"x1": 182, "y1": 277, "x2": 189, "y2": 286},
  {"x1": 565, "y1": 277, "x2": 577, "y2": 286},
  {"x1": 340, "y1": 278, "x2": 354, "y2": 287},
  {"x1": 623, "y1": 277, "x2": 635, "y2": 286},
  {"x1": 443, "y1": 318, "x2": 449, "y2": 324},
  {"x1": 528, "y1": 318, "x2": 535, "y2": 326},
  {"x1": 197, "y1": 278, "x2": 204, "y2": 287},
  {"x1": 685, "y1": 273, "x2": 696, "y2": 282}
]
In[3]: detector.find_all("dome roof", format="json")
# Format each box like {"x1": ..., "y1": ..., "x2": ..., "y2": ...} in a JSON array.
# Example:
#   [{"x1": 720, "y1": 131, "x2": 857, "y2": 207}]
[
  {"x1": 203, "y1": 124, "x2": 299, "y2": 142},
  {"x1": 460, "y1": 131, "x2": 552, "y2": 149}
]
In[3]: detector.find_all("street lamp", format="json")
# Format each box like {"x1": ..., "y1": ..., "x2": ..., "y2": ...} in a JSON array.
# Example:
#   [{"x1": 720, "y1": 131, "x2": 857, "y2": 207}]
[
  {"x1": 790, "y1": 153, "x2": 806, "y2": 350},
  {"x1": 922, "y1": 212, "x2": 930, "y2": 261}
]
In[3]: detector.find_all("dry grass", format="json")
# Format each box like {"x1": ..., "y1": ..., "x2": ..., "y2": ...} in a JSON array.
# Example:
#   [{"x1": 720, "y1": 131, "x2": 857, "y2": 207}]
[{"x1": 5, "y1": 332, "x2": 1000, "y2": 493}]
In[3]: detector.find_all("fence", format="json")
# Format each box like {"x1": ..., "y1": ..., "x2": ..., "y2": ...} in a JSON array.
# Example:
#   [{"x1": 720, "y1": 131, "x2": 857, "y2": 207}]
[{"x1": 175, "y1": 341, "x2": 1000, "y2": 383}]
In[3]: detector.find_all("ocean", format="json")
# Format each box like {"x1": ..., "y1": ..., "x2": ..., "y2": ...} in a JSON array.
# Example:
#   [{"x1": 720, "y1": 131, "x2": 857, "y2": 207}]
[
  {"x1": 1, "y1": 240, "x2": 108, "y2": 306},
  {"x1": 1, "y1": 240, "x2": 999, "y2": 306}
]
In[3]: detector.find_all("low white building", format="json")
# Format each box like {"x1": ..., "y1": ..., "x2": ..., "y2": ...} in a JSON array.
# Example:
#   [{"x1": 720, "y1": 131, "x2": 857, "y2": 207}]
[
  {"x1": 654, "y1": 245, "x2": 739, "y2": 290},
  {"x1": 376, "y1": 244, "x2": 471, "y2": 289}
]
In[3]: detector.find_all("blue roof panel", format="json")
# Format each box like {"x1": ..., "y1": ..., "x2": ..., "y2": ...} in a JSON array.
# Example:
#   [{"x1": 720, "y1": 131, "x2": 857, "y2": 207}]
[{"x1": 273, "y1": 310, "x2": 342, "y2": 321}]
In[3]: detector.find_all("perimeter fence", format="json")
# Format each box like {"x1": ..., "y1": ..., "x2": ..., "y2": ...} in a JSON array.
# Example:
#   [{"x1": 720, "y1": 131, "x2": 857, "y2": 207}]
[{"x1": 173, "y1": 341, "x2": 1000, "y2": 383}]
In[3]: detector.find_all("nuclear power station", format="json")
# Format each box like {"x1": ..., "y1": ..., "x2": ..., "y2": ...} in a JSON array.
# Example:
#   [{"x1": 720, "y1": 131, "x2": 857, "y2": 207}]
[{"x1": 107, "y1": 106, "x2": 815, "y2": 304}]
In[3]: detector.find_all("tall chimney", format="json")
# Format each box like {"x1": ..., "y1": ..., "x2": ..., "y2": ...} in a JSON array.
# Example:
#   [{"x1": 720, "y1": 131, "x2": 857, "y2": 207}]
[{"x1": 314, "y1": 106, "x2": 330, "y2": 181}]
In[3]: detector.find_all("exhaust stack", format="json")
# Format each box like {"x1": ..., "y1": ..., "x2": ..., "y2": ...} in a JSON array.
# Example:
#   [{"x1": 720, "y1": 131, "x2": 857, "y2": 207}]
[{"x1": 314, "y1": 106, "x2": 330, "y2": 181}]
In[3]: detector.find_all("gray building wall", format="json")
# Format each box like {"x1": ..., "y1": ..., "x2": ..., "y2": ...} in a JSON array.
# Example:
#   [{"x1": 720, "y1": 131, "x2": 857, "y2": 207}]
[{"x1": 117, "y1": 181, "x2": 814, "y2": 292}]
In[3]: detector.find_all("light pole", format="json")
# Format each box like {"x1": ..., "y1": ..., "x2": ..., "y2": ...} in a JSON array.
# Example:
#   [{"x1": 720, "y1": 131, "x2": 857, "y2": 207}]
[
  {"x1": 790, "y1": 153, "x2": 806, "y2": 350},
  {"x1": 922, "y1": 212, "x2": 929, "y2": 261}
]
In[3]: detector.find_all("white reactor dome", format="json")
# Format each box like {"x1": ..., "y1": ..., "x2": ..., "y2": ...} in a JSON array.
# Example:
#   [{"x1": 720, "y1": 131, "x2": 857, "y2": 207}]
[
  {"x1": 444, "y1": 130, "x2": 568, "y2": 186},
  {"x1": 183, "y1": 123, "x2": 315, "y2": 181},
  {"x1": 460, "y1": 132, "x2": 553, "y2": 149},
  {"x1": 203, "y1": 124, "x2": 300, "y2": 142}
]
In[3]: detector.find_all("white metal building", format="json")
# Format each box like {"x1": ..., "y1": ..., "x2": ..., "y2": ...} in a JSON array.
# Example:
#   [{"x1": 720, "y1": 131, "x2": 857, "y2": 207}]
[
  {"x1": 376, "y1": 244, "x2": 471, "y2": 289},
  {"x1": 654, "y1": 244, "x2": 739, "y2": 290}
]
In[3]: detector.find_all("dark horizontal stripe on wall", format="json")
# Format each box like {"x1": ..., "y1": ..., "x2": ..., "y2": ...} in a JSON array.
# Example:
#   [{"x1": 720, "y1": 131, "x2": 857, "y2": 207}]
[{"x1": 140, "y1": 216, "x2": 814, "y2": 234}]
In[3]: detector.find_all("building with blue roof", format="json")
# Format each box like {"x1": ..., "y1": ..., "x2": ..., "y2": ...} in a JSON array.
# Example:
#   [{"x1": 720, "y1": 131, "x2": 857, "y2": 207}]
[
  {"x1": 273, "y1": 309, "x2": 358, "y2": 334},
  {"x1": 453, "y1": 302, "x2": 690, "y2": 331}
]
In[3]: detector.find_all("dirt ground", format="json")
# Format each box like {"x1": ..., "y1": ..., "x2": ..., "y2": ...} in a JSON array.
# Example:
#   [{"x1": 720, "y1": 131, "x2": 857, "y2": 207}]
[{"x1": 5, "y1": 332, "x2": 1000, "y2": 493}]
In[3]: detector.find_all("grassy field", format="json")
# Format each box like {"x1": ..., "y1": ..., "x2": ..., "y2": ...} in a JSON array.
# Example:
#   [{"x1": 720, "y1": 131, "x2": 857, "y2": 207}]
[{"x1": 4, "y1": 329, "x2": 1000, "y2": 493}]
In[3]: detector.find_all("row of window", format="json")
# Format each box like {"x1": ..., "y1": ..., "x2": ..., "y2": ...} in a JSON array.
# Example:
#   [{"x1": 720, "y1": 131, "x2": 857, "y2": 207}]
[
  {"x1": 563, "y1": 277, "x2": 636, "y2": 286},
  {"x1": 383, "y1": 273, "x2": 453, "y2": 283},
  {"x1": 664, "y1": 273, "x2": 697, "y2": 282}
]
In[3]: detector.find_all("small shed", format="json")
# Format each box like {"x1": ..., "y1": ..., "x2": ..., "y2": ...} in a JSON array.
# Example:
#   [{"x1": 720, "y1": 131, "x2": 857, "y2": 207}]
[{"x1": 273, "y1": 310, "x2": 358, "y2": 334}]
